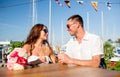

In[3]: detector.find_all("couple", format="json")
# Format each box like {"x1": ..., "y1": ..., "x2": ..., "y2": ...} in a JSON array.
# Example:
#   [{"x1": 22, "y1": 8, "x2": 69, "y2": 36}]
[{"x1": 23, "y1": 14, "x2": 103, "y2": 67}]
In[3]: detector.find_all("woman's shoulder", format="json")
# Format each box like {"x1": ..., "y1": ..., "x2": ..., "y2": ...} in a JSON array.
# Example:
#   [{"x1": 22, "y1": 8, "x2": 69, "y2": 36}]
[
  {"x1": 23, "y1": 44, "x2": 31, "y2": 48},
  {"x1": 22, "y1": 44, "x2": 31, "y2": 51},
  {"x1": 43, "y1": 46, "x2": 53, "y2": 54}
]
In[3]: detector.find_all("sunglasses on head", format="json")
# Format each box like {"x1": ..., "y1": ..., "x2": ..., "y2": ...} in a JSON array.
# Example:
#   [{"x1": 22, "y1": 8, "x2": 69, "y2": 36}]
[{"x1": 43, "y1": 29, "x2": 48, "y2": 33}]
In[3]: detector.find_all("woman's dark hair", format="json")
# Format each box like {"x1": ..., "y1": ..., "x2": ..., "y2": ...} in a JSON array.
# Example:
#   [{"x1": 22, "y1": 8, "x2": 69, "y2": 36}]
[{"x1": 24, "y1": 24, "x2": 46, "y2": 45}]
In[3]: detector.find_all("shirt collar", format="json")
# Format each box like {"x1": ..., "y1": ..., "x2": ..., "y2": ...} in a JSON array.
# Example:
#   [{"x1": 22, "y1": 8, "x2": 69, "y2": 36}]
[
  {"x1": 82, "y1": 31, "x2": 89, "y2": 41},
  {"x1": 73, "y1": 31, "x2": 89, "y2": 41}
]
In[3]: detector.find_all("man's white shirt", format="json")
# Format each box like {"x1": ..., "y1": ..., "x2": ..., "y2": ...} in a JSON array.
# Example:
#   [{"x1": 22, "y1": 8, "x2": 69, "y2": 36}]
[{"x1": 65, "y1": 32, "x2": 103, "y2": 60}]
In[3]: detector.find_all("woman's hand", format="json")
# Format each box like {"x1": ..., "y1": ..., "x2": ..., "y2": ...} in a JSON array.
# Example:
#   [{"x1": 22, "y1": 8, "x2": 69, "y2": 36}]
[{"x1": 39, "y1": 56, "x2": 46, "y2": 63}]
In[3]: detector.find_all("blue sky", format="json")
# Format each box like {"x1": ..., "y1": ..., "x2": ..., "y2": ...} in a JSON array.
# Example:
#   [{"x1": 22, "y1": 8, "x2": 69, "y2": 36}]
[{"x1": 0, "y1": 0, "x2": 120, "y2": 46}]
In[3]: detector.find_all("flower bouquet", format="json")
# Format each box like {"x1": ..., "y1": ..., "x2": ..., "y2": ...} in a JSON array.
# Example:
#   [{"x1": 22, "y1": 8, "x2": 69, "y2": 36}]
[{"x1": 7, "y1": 48, "x2": 28, "y2": 70}]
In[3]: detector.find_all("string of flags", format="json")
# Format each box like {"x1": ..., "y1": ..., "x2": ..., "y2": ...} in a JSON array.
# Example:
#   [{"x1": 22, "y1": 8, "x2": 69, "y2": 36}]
[
  {"x1": 106, "y1": 2, "x2": 112, "y2": 10},
  {"x1": 91, "y1": 1, "x2": 98, "y2": 12},
  {"x1": 64, "y1": 0, "x2": 70, "y2": 8},
  {"x1": 77, "y1": 0, "x2": 84, "y2": 5},
  {"x1": 55, "y1": 0, "x2": 63, "y2": 7},
  {"x1": 54, "y1": 0, "x2": 120, "y2": 12}
]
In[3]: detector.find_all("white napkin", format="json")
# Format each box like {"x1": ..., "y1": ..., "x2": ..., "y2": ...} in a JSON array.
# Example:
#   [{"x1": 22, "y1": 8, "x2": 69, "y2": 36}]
[{"x1": 27, "y1": 56, "x2": 39, "y2": 63}]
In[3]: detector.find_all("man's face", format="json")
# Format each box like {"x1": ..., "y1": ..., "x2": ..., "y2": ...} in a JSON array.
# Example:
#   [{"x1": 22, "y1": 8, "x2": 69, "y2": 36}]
[{"x1": 66, "y1": 19, "x2": 79, "y2": 36}]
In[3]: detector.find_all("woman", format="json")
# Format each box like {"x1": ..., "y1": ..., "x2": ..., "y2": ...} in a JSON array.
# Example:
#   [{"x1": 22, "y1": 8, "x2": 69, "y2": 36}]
[{"x1": 22, "y1": 24, "x2": 57, "y2": 65}]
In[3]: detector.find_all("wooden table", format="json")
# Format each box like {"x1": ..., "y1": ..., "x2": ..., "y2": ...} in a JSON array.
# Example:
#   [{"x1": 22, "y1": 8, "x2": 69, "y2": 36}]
[{"x1": 0, "y1": 63, "x2": 120, "y2": 77}]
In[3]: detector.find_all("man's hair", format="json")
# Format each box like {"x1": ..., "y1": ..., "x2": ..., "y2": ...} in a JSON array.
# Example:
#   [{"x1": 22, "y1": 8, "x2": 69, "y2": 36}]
[{"x1": 68, "y1": 14, "x2": 84, "y2": 28}]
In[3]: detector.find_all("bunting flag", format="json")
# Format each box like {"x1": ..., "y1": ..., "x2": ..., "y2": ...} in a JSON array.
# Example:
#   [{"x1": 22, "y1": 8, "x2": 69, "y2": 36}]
[
  {"x1": 77, "y1": 0, "x2": 84, "y2": 5},
  {"x1": 64, "y1": 0, "x2": 70, "y2": 8},
  {"x1": 55, "y1": 0, "x2": 63, "y2": 7},
  {"x1": 91, "y1": 1, "x2": 98, "y2": 12},
  {"x1": 106, "y1": 2, "x2": 112, "y2": 10}
]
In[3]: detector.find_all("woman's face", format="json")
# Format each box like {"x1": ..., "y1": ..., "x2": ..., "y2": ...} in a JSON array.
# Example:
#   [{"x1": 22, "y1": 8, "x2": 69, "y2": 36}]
[{"x1": 40, "y1": 26, "x2": 48, "y2": 40}]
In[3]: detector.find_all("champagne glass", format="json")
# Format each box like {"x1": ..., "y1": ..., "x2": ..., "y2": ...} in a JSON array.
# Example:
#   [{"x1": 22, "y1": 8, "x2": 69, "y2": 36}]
[{"x1": 59, "y1": 45, "x2": 66, "y2": 54}]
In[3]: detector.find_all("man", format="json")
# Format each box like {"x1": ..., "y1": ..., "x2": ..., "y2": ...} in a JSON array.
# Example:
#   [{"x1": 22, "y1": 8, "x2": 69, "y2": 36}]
[{"x1": 58, "y1": 14, "x2": 103, "y2": 67}]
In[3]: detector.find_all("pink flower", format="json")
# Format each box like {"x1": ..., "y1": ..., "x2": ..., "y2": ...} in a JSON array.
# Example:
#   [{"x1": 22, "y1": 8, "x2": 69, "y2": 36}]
[
  {"x1": 7, "y1": 57, "x2": 18, "y2": 63},
  {"x1": 6, "y1": 62, "x2": 14, "y2": 70},
  {"x1": 7, "y1": 48, "x2": 28, "y2": 70},
  {"x1": 17, "y1": 56, "x2": 27, "y2": 66},
  {"x1": 10, "y1": 51, "x2": 18, "y2": 58}
]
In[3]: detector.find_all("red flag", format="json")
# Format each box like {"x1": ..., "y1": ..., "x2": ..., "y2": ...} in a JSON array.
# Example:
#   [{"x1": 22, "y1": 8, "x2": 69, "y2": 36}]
[
  {"x1": 64, "y1": 0, "x2": 70, "y2": 8},
  {"x1": 55, "y1": 0, "x2": 63, "y2": 7},
  {"x1": 91, "y1": 1, "x2": 98, "y2": 12}
]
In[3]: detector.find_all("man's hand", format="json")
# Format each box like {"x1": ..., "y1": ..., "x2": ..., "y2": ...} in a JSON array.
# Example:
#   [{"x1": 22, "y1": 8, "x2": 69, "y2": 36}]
[{"x1": 58, "y1": 54, "x2": 72, "y2": 64}]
